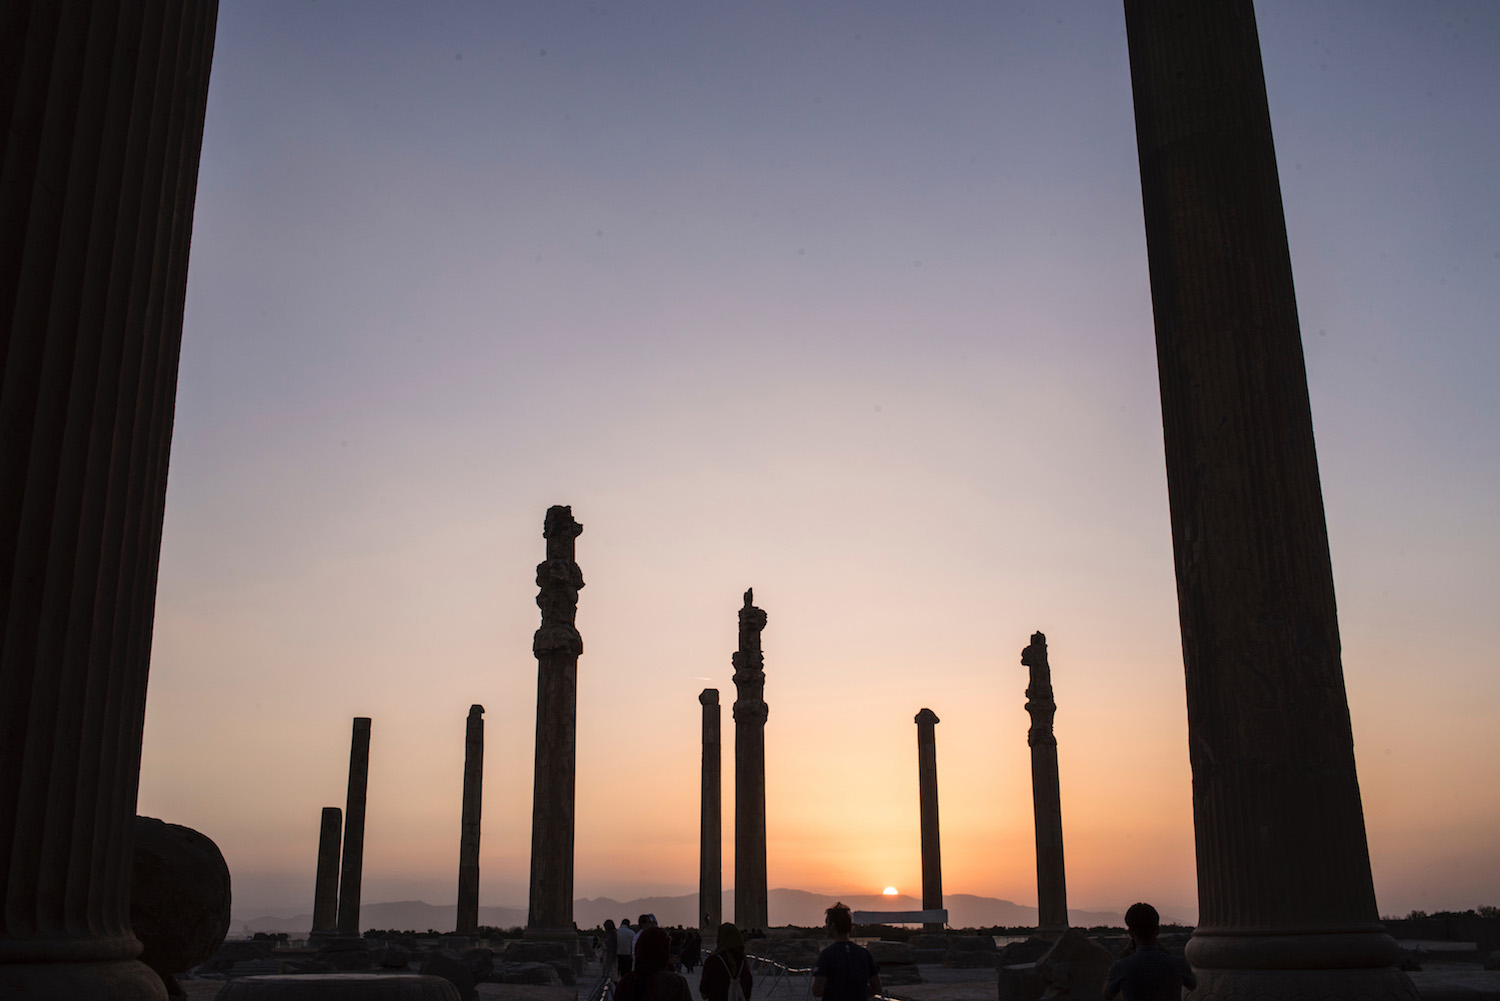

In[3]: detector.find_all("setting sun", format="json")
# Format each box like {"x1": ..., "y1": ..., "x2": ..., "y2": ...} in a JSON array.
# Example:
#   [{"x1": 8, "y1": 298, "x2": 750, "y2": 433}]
[{"x1": 882, "y1": 887, "x2": 898, "y2": 896}]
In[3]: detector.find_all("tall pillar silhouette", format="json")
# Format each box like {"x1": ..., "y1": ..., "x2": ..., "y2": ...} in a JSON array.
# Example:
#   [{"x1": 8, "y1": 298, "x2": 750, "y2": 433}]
[
  {"x1": 526, "y1": 506, "x2": 584, "y2": 937},
  {"x1": 0, "y1": 4, "x2": 217, "y2": 998},
  {"x1": 731, "y1": 589, "x2": 769, "y2": 933},
  {"x1": 456, "y1": 704, "x2": 484, "y2": 937},
  {"x1": 337, "y1": 717, "x2": 371, "y2": 936},
  {"x1": 913, "y1": 709, "x2": 943, "y2": 931},
  {"x1": 699, "y1": 689, "x2": 722, "y2": 936},
  {"x1": 1124, "y1": 3, "x2": 1410, "y2": 997},
  {"x1": 1021, "y1": 633, "x2": 1067, "y2": 932},
  {"x1": 311, "y1": 808, "x2": 342, "y2": 937}
]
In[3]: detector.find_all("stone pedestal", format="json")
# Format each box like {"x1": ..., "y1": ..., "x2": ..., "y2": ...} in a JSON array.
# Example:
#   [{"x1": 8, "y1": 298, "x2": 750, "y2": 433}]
[
  {"x1": 1123, "y1": 3, "x2": 1413, "y2": 997},
  {"x1": 338, "y1": 718, "x2": 372, "y2": 936},
  {"x1": 700, "y1": 689, "x2": 723, "y2": 936},
  {"x1": 0, "y1": 4, "x2": 217, "y2": 998},
  {"x1": 731, "y1": 590, "x2": 769, "y2": 934},
  {"x1": 913, "y1": 709, "x2": 943, "y2": 931},
  {"x1": 1021, "y1": 633, "x2": 1067, "y2": 933},
  {"x1": 456, "y1": 705, "x2": 484, "y2": 936},
  {"x1": 312, "y1": 807, "x2": 342, "y2": 937},
  {"x1": 527, "y1": 507, "x2": 584, "y2": 935}
]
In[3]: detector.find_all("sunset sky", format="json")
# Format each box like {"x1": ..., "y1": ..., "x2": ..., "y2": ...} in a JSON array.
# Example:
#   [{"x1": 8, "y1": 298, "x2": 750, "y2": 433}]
[{"x1": 140, "y1": 1, "x2": 1500, "y2": 923}]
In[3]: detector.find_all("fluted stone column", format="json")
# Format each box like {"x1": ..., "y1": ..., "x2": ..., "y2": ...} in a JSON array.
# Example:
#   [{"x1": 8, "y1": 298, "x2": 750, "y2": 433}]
[
  {"x1": 527, "y1": 507, "x2": 584, "y2": 938},
  {"x1": 913, "y1": 709, "x2": 943, "y2": 930},
  {"x1": 731, "y1": 590, "x2": 769, "y2": 934},
  {"x1": 1021, "y1": 633, "x2": 1067, "y2": 933},
  {"x1": 337, "y1": 718, "x2": 371, "y2": 936},
  {"x1": 311, "y1": 808, "x2": 342, "y2": 937},
  {"x1": 0, "y1": 5, "x2": 217, "y2": 998},
  {"x1": 456, "y1": 705, "x2": 484, "y2": 936},
  {"x1": 1123, "y1": 4, "x2": 1411, "y2": 998},
  {"x1": 699, "y1": 689, "x2": 722, "y2": 936}
]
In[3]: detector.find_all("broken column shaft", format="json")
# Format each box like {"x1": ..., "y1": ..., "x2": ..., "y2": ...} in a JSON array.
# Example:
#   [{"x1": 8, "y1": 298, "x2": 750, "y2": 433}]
[
  {"x1": 700, "y1": 689, "x2": 723, "y2": 937},
  {"x1": 456, "y1": 704, "x2": 484, "y2": 936},
  {"x1": 1022, "y1": 633, "x2": 1067, "y2": 932},
  {"x1": 337, "y1": 717, "x2": 371, "y2": 936},
  {"x1": 526, "y1": 506, "x2": 584, "y2": 935},
  {"x1": 914, "y1": 708, "x2": 943, "y2": 930},
  {"x1": 311, "y1": 807, "x2": 342, "y2": 936}
]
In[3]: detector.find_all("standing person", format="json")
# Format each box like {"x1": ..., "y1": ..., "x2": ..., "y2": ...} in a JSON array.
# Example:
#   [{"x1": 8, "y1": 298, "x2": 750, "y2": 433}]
[
  {"x1": 682, "y1": 929, "x2": 703, "y2": 975},
  {"x1": 617, "y1": 927, "x2": 693, "y2": 1001},
  {"x1": 603, "y1": 919, "x2": 619, "y2": 979},
  {"x1": 812, "y1": 903, "x2": 880, "y2": 1001},
  {"x1": 699, "y1": 922, "x2": 752, "y2": 1001},
  {"x1": 617, "y1": 918, "x2": 637, "y2": 979},
  {"x1": 1103, "y1": 903, "x2": 1196, "y2": 1001}
]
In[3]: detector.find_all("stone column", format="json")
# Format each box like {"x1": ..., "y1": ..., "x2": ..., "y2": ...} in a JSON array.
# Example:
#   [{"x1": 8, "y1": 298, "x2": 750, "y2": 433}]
[
  {"x1": 731, "y1": 589, "x2": 769, "y2": 934},
  {"x1": 1123, "y1": 4, "x2": 1410, "y2": 997},
  {"x1": 311, "y1": 808, "x2": 342, "y2": 937},
  {"x1": 913, "y1": 709, "x2": 943, "y2": 930},
  {"x1": 699, "y1": 689, "x2": 722, "y2": 937},
  {"x1": 456, "y1": 704, "x2": 484, "y2": 937},
  {"x1": 1021, "y1": 634, "x2": 1067, "y2": 933},
  {"x1": 526, "y1": 506, "x2": 584, "y2": 937},
  {"x1": 337, "y1": 717, "x2": 371, "y2": 936},
  {"x1": 0, "y1": 5, "x2": 217, "y2": 998}
]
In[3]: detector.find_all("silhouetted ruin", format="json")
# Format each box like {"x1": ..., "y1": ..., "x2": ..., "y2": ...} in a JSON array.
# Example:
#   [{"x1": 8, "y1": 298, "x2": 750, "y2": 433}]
[
  {"x1": 338, "y1": 717, "x2": 372, "y2": 936},
  {"x1": 0, "y1": 11, "x2": 216, "y2": 994},
  {"x1": 700, "y1": 688, "x2": 723, "y2": 937},
  {"x1": 1022, "y1": 633, "x2": 1068, "y2": 932},
  {"x1": 456, "y1": 704, "x2": 485, "y2": 937},
  {"x1": 914, "y1": 708, "x2": 944, "y2": 931},
  {"x1": 526, "y1": 506, "x2": 584, "y2": 956},
  {"x1": 311, "y1": 807, "x2": 342, "y2": 937},
  {"x1": 1125, "y1": 1, "x2": 1410, "y2": 996},
  {"x1": 732, "y1": 589, "x2": 770, "y2": 933}
]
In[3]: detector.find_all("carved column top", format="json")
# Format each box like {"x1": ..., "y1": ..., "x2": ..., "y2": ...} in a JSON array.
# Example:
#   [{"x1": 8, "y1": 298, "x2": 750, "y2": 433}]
[
  {"x1": 732, "y1": 589, "x2": 768, "y2": 725},
  {"x1": 1021, "y1": 631, "x2": 1057, "y2": 747},
  {"x1": 534, "y1": 505, "x2": 585, "y2": 658},
  {"x1": 700, "y1": 688, "x2": 719, "y2": 706},
  {"x1": 915, "y1": 708, "x2": 940, "y2": 726},
  {"x1": 543, "y1": 505, "x2": 583, "y2": 558}
]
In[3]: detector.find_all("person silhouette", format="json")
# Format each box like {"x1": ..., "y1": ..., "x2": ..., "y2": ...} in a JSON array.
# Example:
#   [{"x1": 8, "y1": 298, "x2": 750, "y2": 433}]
[{"x1": 1103, "y1": 903, "x2": 1195, "y2": 1001}]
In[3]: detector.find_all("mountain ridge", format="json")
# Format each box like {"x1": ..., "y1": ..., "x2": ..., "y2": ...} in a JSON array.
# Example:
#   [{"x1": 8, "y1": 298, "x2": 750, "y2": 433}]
[{"x1": 234, "y1": 889, "x2": 1194, "y2": 935}]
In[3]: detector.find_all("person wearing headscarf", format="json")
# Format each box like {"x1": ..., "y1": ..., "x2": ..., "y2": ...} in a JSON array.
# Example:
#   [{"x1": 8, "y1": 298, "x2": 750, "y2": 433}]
[
  {"x1": 617, "y1": 926, "x2": 692, "y2": 1001},
  {"x1": 699, "y1": 922, "x2": 753, "y2": 1001}
]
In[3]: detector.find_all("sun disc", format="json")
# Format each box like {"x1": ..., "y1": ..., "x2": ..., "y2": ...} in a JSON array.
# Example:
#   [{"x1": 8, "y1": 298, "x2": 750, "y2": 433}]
[{"x1": 882, "y1": 886, "x2": 898, "y2": 896}]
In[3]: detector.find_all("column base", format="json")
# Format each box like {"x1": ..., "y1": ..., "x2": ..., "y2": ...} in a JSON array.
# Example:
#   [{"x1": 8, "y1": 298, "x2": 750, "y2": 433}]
[
  {"x1": 0, "y1": 959, "x2": 169, "y2": 1001},
  {"x1": 1188, "y1": 966, "x2": 1419, "y2": 1001},
  {"x1": 1186, "y1": 929, "x2": 1402, "y2": 970},
  {"x1": 523, "y1": 928, "x2": 584, "y2": 975}
]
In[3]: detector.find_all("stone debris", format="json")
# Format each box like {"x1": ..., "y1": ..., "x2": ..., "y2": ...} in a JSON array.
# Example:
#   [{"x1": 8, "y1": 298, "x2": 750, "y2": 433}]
[{"x1": 131, "y1": 817, "x2": 233, "y2": 998}]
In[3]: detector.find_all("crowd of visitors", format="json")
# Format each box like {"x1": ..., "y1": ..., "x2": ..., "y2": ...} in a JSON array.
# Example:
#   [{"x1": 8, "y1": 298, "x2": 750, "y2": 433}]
[{"x1": 599, "y1": 916, "x2": 750, "y2": 1001}]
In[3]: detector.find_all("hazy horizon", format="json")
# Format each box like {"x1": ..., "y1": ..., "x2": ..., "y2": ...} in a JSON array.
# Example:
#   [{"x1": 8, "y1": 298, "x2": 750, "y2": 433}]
[{"x1": 143, "y1": 0, "x2": 1500, "y2": 924}]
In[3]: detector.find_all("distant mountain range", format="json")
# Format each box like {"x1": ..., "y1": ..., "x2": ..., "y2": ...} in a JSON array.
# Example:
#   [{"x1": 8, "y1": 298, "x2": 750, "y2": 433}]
[{"x1": 234, "y1": 889, "x2": 1191, "y2": 935}]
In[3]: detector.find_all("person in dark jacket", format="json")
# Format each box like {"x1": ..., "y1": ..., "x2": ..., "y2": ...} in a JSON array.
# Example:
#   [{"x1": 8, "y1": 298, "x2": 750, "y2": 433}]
[
  {"x1": 812, "y1": 903, "x2": 880, "y2": 1001},
  {"x1": 699, "y1": 922, "x2": 753, "y2": 1001},
  {"x1": 618, "y1": 927, "x2": 692, "y2": 1001},
  {"x1": 1103, "y1": 903, "x2": 1195, "y2": 1001}
]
